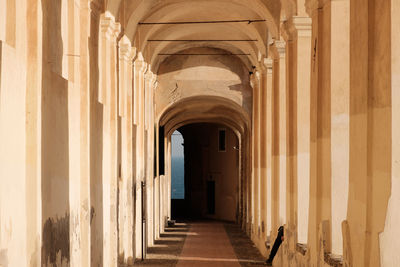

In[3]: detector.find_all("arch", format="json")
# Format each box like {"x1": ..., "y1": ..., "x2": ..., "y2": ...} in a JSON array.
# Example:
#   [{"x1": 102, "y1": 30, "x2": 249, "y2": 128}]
[
  {"x1": 145, "y1": 25, "x2": 260, "y2": 70},
  {"x1": 159, "y1": 95, "x2": 250, "y2": 138},
  {"x1": 116, "y1": 0, "x2": 280, "y2": 42},
  {"x1": 153, "y1": 45, "x2": 255, "y2": 72},
  {"x1": 136, "y1": 1, "x2": 269, "y2": 58}
]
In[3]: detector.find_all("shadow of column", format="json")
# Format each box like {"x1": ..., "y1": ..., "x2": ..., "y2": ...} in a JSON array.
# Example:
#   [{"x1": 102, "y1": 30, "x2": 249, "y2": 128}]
[
  {"x1": 41, "y1": 0, "x2": 70, "y2": 265},
  {"x1": 89, "y1": 3, "x2": 104, "y2": 266}
]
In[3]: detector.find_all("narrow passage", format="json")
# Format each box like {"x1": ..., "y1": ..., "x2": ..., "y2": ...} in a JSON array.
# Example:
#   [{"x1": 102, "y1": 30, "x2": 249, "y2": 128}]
[{"x1": 136, "y1": 221, "x2": 266, "y2": 266}]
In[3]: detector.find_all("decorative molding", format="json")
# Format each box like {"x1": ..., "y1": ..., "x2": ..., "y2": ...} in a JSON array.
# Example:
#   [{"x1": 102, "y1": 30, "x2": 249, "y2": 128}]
[
  {"x1": 275, "y1": 40, "x2": 286, "y2": 58},
  {"x1": 249, "y1": 74, "x2": 256, "y2": 89},
  {"x1": 134, "y1": 59, "x2": 147, "y2": 74},
  {"x1": 119, "y1": 37, "x2": 136, "y2": 62},
  {"x1": 292, "y1": 16, "x2": 312, "y2": 37},
  {"x1": 281, "y1": 16, "x2": 312, "y2": 42},
  {"x1": 264, "y1": 58, "x2": 273, "y2": 74},
  {"x1": 100, "y1": 13, "x2": 121, "y2": 41}
]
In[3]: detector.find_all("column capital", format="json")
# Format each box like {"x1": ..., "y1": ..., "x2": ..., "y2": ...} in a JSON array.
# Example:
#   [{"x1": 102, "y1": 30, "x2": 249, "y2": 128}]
[
  {"x1": 119, "y1": 36, "x2": 136, "y2": 62},
  {"x1": 100, "y1": 12, "x2": 121, "y2": 40},
  {"x1": 145, "y1": 70, "x2": 156, "y2": 83},
  {"x1": 134, "y1": 58, "x2": 147, "y2": 74},
  {"x1": 250, "y1": 73, "x2": 260, "y2": 89},
  {"x1": 255, "y1": 58, "x2": 267, "y2": 74},
  {"x1": 292, "y1": 16, "x2": 312, "y2": 37},
  {"x1": 264, "y1": 58, "x2": 273, "y2": 74},
  {"x1": 274, "y1": 40, "x2": 286, "y2": 58},
  {"x1": 281, "y1": 16, "x2": 312, "y2": 41}
]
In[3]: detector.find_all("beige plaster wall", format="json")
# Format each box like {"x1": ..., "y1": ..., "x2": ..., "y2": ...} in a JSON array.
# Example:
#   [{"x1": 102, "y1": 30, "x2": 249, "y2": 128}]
[
  {"x1": 156, "y1": 47, "x2": 252, "y2": 118},
  {"x1": 380, "y1": 1, "x2": 400, "y2": 267},
  {"x1": 0, "y1": 40, "x2": 28, "y2": 267}
]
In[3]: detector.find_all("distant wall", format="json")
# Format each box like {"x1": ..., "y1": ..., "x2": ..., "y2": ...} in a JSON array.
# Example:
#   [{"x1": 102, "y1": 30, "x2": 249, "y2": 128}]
[
  {"x1": 179, "y1": 123, "x2": 239, "y2": 222},
  {"x1": 155, "y1": 47, "x2": 252, "y2": 118}
]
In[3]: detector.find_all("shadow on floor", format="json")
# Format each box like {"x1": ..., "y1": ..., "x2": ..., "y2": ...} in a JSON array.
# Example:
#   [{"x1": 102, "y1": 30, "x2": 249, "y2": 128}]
[
  {"x1": 135, "y1": 221, "x2": 267, "y2": 266},
  {"x1": 224, "y1": 223, "x2": 267, "y2": 266},
  {"x1": 134, "y1": 222, "x2": 190, "y2": 266}
]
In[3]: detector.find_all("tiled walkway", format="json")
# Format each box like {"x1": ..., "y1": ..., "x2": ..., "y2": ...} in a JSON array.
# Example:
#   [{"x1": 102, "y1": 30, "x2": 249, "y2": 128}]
[{"x1": 135, "y1": 221, "x2": 266, "y2": 266}]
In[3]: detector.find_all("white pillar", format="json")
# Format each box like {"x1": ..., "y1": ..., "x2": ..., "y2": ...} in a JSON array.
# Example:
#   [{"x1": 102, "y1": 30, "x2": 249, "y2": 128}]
[
  {"x1": 99, "y1": 13, "x2": 120, "y2": 267},
  {"x1": 264, "y1": 58, "x2": 273, "y2": 237},
  {"x1": 276, "y1": 40, "x2": 287, "y2": 226},
  {"x1": 118, "y1": 36, "x2": 135, "y2": 264},
  {"x1": 330, "y1": 0, "x2": 350, "y2": 255},
  {"x1": 380, "y1": 0, "x2": 400, "y2": 265},
  {"x1": 292, "y1": 16, "x2": 312, "y2": 245}
]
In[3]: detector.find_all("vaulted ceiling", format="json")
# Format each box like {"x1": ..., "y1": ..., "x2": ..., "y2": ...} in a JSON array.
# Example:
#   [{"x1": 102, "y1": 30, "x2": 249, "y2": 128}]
[{"x1": 99, "y1": 0, "x2": 299, "y2": 71}]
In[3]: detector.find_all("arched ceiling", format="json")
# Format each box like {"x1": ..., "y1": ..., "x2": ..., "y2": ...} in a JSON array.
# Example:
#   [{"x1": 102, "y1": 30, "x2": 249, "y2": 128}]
[
  {"x1": 104, "y1": 0, "x2": 296, "y2": 70},
  {"x1": 101, "y1": 0, "x2": 298, "y2": 134},
  {"x1": 159, "y1": 96, "x2": 250, "y2": 138}
]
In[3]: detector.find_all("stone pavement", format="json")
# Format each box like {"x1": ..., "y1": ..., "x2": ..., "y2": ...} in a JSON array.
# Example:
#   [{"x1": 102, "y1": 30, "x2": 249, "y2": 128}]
[{"x1": 135, "y1": 221, "x2": 267, "y2": 267}]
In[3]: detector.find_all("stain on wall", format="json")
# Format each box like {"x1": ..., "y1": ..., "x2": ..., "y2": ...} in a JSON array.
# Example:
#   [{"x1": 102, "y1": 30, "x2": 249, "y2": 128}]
[
  {"x1": 41, "y1": 214, "x2": 70, "y2": 265},
  {"x1": 0, "y1": 248, "x2": 8, "y2": 267}
]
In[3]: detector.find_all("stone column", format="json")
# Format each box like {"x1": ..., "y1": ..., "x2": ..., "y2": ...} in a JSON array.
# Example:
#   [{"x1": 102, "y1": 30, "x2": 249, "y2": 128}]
[
  {"x1": 281, "y1": 15, "x2": 312, "y2": 261},
  {"x1": 347, "y1": 0, "x2": 391, "y2": 266},
  {"x1": 330, "y1": 0, "x2": 350, "y2": 256},
  {"x1": 276, "y1": 40, "x2": 287, "y2": 227},
  {"x1": 25, "y1": 0, "x2": 43, "y2": 266},
  {"x1": 68, "y1": 2, "x2": 84, "y2": 265},
  {"x1": 133, "y1": 57, "x2": 147, "y2": 259},
  {"x1": 290, "y1": 16, "x2": 312, "y2": 246},
  {"x1": 380, "y1": 1, "x2": 400, "y2": 266},
  {"x1": 251, "y1": 72, "x2": 261, "y2": 237},
  {"x1": 78, "y1": 2, "x2": 92, "y2": 266},
  {"x1": 99, "y1": 12, "x2": 121, "y2": 267},
  {"x1": 258, "y1": 64, "x2": 268, "y2": 249},
  {"x1": 118, "y1": 36, "x2": 136, "y2": 265},
  {"x1": 380, "y1": 1, "x2": 400, "y2": 267},
  {"x1": 264, "y1": 58, "x2": 273, "y2": 238},
  {"x1": 145, "y1": 70, "x2": 156, "y2": 247},
  {"x1": 306, "y1": 2, "x2": 321, "y2": 263},
  {"x1": 269, "y1": 48, "x2": 280, "y2": 235}
]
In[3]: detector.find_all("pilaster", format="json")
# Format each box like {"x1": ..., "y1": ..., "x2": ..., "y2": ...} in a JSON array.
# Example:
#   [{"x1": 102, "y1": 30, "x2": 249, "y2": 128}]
[
  {"x1": 117, "y1": 36, "x2": 136, "y2": 265},
  {"x1": 98, "y1": 12, "x2": 121, "y2": 267},
  {"x1": 257, "y1": 60, "x2": 269, "y2": 254},
  {"x1": 250, "y1": 72, "x2": 258, "y2": 231},
  {"x1": 275, "y1": 40, "x2": 287, "y2": 228},
  {"x1": 330, "y1": 0, "x2": 350, "y2": 256},
  {"x1": 98, "y1": 13, "x2": 120, "y2": 105},
  {"x1": 118, "y1": 37, "x2": 136, "y2": 118},
  {"x1": 264, "y1": 58, "x2": 273, "y2": 240},
  {"x1": 291, "y1": 15, "x2": 312, "y2": 248},
  {"x1": 380, "y1": 1, "x2": 400, "y2": 266}
]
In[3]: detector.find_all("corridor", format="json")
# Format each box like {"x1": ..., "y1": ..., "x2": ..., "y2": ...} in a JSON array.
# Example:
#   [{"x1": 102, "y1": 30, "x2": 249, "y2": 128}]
[
  {"x1": 1, "y1": 0, "x2": 399, "y2": 266},
  {"x1": 136, "y1": 221, "x2": 266, "y2": 267}
]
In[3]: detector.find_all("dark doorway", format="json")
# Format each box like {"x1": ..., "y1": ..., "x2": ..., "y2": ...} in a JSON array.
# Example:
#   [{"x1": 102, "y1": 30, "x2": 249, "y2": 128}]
[{"x1": 171, "y1": 123, "x2": 239, "y2": 221}]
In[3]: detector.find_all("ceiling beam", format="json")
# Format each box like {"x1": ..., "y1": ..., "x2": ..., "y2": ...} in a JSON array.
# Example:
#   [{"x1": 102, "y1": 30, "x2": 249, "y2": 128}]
[
  {"x1": 148, "y1": 39, "x2": 258, "y2": 42},
  {"x1": 158, "y1": 53, "x2": 251, "y2": 56},
  {"x1": 139, "y1": 19, "x2": 266, "y2": 25}
]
